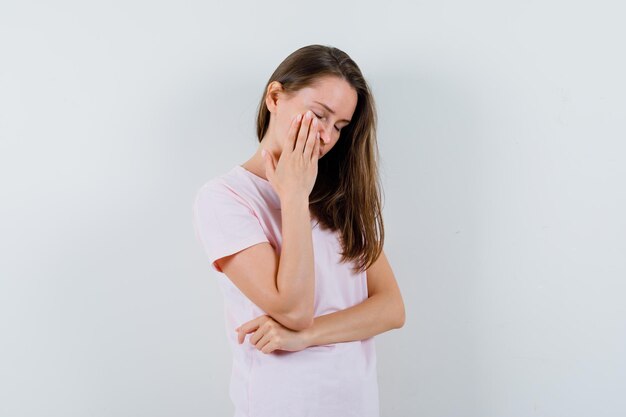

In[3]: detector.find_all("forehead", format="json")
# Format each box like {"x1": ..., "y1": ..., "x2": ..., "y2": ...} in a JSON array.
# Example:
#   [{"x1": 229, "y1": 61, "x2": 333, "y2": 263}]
[
  {"x1": 298, "y1": 76, "x2": 352, "y2": 100},
  {"x1": 296, "y1": 76, "x2": 357, "y2": 117}
]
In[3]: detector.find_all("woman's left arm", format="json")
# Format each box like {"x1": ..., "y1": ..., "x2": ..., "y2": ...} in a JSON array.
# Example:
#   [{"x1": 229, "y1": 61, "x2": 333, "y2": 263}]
[
  {"x1": 301, "y1": 249, "x2": 405, "y2": 347},
  {"x1": 236, "y1": 249, "x2": 405, "y2": 353}
]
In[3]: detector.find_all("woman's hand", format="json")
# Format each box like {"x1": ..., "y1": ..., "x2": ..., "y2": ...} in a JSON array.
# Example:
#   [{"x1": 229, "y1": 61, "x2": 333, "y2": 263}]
[
  {"x1": 235, "y1": 314, "x2": 310, "y2": 354},
  {"x1": 262, "y1": 110, "x2": 322, "y2": 202}
]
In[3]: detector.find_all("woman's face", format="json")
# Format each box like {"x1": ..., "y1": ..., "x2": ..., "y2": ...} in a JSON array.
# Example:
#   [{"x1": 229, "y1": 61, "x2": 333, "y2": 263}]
[{"x1": 267, "y1": 75, "x2": 358, "y2": 158}]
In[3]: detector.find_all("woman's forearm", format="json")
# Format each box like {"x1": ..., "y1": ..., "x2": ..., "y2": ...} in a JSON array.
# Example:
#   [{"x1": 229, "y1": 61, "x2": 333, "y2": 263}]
[
  {"x1": 275, "y1": 197, "x2": 315, "y2": 328},
  {"x1": 300, "y1": 293, "x2": 404, "y2": 347}
]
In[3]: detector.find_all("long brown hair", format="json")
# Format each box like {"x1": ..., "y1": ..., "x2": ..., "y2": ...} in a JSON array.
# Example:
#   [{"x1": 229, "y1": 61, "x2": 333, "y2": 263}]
[{"x1": 255, "y1": 44, "x2": 384, "y2": 274}]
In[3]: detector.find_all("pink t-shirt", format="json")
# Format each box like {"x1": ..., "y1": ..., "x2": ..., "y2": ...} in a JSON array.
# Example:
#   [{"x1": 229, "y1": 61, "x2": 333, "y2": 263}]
[{"x1": 192, "y1": 164, "x2": 380, "y2": 417}]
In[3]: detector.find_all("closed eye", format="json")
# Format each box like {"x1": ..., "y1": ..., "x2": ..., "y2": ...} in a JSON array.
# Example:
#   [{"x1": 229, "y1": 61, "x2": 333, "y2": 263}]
[{"x1": 313, "y1": 112, "x2": 341, "y2": 132}]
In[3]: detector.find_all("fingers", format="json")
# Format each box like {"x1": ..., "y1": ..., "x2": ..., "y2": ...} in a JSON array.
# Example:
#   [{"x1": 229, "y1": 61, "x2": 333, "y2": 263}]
[
  {"x1": 261, "y1": 342, "x2": 276, "y2": 354},
  {"x1": 294, "y1": 111, "x2": 314, "y2": 154},
  {"x1": 237, "y1": 315, "x2": 273, "y2": 344},
  {"x1": 303, "y1": 117, "x2": 319, "y2": 160},
  {"x1": 254, "y1": 332, "x2": 273, "y2": 352},
  {"x1": 311, "y1": 130, "x2": 321, "y2": 163},
  {"x1": 235, "y1": 317, "x2": 280, "y2": 354},
  {"x1": 236, "y1": 318, "x2": 262, "y2": 344},
  {"x1": 284, "y1": 113, "x2": 302, "y2": 153}
]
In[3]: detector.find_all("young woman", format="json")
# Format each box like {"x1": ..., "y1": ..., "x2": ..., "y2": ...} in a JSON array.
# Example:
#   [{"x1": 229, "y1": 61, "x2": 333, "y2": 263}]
[{"x1": 193, "y1": 44, "x2": 405, "y2": 417}]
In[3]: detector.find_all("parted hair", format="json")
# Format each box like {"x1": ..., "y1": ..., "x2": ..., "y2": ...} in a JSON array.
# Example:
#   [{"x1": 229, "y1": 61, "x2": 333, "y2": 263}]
[{"x1": 255, "y1": 44, "x2": 384, "y2": 274}]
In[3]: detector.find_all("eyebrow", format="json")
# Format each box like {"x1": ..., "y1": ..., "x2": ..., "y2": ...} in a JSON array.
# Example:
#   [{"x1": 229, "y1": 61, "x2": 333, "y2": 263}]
[{"x1": 313, "y1": 100, "x2": 351, "y2": 124}]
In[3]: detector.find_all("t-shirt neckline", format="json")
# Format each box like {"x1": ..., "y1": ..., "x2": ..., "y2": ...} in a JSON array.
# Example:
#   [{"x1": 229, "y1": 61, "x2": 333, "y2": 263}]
[
  {"x1": 233, "y1": 165, "x2": 282, "y2": 211},
  {"x1": 233, "y1": 164, "x2": 325, "y2": 226}
]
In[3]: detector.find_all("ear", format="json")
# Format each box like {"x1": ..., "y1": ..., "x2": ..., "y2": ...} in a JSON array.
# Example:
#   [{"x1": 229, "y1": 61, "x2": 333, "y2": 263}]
[{"x1": 264, "y1": 81, "x2": 283, "y2": 113}]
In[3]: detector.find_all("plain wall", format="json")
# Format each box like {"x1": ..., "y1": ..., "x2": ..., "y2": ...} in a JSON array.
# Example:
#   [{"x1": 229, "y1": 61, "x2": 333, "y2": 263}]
[{"x1": 1, "y1": 0, "x2": 624, "y2": 416}]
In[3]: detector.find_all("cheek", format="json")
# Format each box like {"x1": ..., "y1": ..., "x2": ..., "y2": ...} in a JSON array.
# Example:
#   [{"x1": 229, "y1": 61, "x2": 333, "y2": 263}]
[
  {"x1": 284, "y1": 111, "x2": 304, "y2": 132},
  {"x1": 280, "y1": 113, "x2": 295, "y2": 137},
  {"x1": 325, "y1": 138, "x2": 339, "y2": 152}
]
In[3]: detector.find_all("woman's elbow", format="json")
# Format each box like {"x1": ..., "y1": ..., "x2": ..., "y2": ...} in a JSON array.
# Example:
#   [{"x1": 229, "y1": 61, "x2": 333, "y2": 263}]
[
  {"x1": 393, "y1": 301, "x2": 406, "y2": 328},
  {"x1": 395, "y1": 310, "x2": 406, "y2": 328},
  {"x1": 292, "y1": 317, "x2": 314, "y2": 331},
  {"x1": 287, "y1": 311, "x2": 314, "y2": 331},
  {"x1": 274, "y1": 307, "x2": 314, "y2": 331}
]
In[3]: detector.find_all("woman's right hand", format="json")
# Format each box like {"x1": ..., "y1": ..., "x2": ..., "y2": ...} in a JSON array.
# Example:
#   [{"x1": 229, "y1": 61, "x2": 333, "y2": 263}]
[{"x1": 262, "y1": 110, "x2": 321, "y2": 202}]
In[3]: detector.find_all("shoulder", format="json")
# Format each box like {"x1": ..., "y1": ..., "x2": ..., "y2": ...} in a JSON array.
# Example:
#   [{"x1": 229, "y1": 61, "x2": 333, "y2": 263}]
[
  {"x1": 195, "y1": 167, "x2": 248, "y2": 201},
  {"x1": 195, "y1": 180, "x2": 244, "y2": 209},
  {"x1": 194, "y1": 171, "x2": 262, "y2": 217}
]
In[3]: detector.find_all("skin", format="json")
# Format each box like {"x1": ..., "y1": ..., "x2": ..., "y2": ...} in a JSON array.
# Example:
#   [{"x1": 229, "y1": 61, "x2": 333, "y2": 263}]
[
  {"x1": 241, "y1": 74, "x2": 357, "y2": 180},
  {"x1": 236, "y1": 249, "x2": 406, "y2": 354},
  {"x1": 235, "y1": 75, "x2": 406, "y2": 354}
]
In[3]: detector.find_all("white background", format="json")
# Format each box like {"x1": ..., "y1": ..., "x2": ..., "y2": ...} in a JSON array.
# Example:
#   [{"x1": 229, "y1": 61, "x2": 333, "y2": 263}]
[{"x1": 1, "y1": 1, "x2": 625, "y2": 416}]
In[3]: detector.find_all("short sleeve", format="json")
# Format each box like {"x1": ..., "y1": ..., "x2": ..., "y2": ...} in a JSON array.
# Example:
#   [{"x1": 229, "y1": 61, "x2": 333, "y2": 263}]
[{"x1": 193, "y1": 182, "x2": 270, "y2": 273}]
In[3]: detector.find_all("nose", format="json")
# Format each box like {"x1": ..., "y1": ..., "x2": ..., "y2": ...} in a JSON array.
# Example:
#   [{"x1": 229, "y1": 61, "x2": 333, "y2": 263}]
[{"x1": 318, "y1": 124, "x2": 331, "y2": 145}]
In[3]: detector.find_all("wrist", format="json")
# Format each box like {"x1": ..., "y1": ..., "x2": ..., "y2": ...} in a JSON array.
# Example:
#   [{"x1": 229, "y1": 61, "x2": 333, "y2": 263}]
[{"x1": 280, "y1": 194, "x2": 309, "y2": 208}]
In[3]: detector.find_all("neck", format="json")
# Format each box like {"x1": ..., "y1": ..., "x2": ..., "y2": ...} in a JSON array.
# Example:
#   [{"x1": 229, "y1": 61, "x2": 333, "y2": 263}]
[{"x1": 241, "y1": 134, "x2": 282, "y2": 181}]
